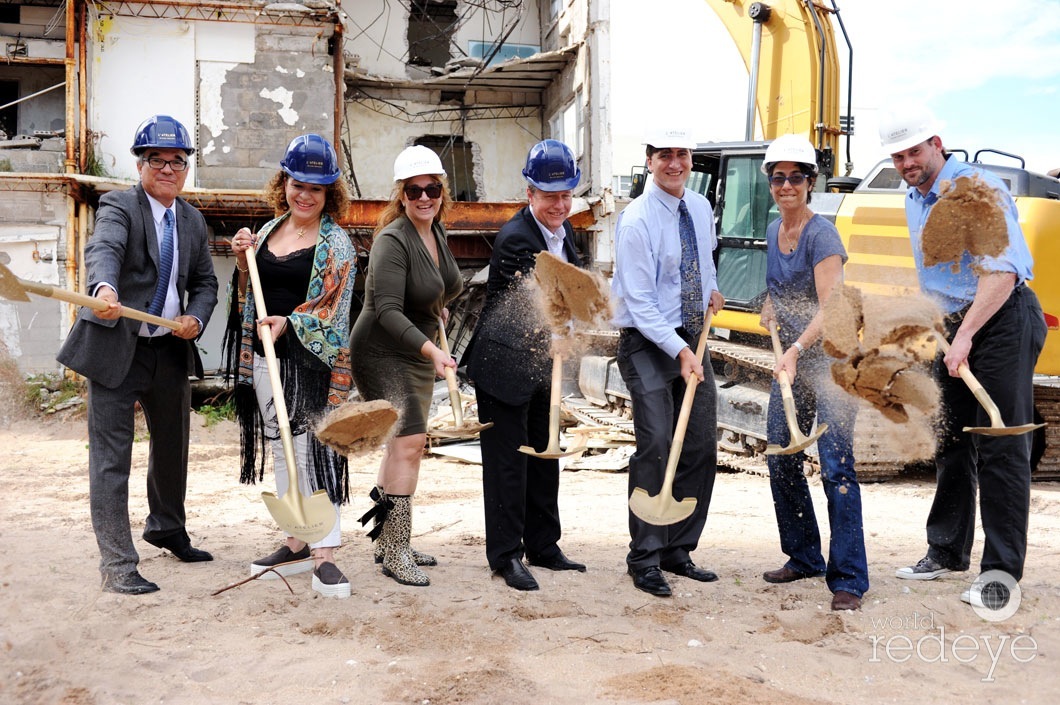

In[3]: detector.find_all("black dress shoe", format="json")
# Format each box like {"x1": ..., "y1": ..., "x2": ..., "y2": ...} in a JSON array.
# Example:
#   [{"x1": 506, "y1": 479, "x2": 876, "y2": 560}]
[
  {"x1": 494, "y1": 557, "x2": 539, "y2": 591},
  {"x1": 628, "y1": 566, "x2": 671, "y2": 597},
  {"x1": 145, "y1": 533, "x2": 214, "y2": 563},
  {"x1": 662, "y1": 561, "x2": 718, "y2": 582},
  {"x1": 527, "y1": 550, "x2": 587, "y2": 573},
  {"x1": 103, "y1": 570, "x2": 160, "y2": 595}
]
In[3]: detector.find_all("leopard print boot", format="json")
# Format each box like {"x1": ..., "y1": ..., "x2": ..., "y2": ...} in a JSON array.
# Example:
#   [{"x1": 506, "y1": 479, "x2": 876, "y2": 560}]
[
  {"x1": 371, "y1": 487, "x2": 437, "y2": 567},
  {"x1": 380, "y1": 494, "x2": 430, "y2": 587}
]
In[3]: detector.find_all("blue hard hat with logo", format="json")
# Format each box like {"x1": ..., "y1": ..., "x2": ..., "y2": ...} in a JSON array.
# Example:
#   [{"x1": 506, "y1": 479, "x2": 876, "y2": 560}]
[
  {"x1": 522, "y1": 139, "x2": 581, "y2": 191},
  {"x1": 280, "y1": 133, "x2": 341, "y2": 185},
  {"x1": 130, "y1": 115, "x2": 196, "y2": 155}
]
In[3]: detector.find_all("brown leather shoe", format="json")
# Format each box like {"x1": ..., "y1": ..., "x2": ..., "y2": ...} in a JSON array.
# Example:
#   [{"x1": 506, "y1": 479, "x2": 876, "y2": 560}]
[
  {"x1": 831, "y1": 590, "x2": 862, "y2": 611},
  {"x1": 763, "y1": 566, "x2": 814, "y2": 583}
]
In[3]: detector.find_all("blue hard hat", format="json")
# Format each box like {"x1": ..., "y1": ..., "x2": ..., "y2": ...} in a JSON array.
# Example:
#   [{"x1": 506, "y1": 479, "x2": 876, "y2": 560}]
[
  {"x1": 522, "y1": 139, "x2": 580, "y2": 191},
  {"x1": 280, "y1": 133, "x2": 341, "y2": 185},
  {"x1": 130, "y1": 115, "x2": 195, "y2": 155}
]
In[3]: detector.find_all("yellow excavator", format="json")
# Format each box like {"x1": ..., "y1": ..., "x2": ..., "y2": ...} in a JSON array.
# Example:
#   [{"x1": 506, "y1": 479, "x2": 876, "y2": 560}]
[{"x1": 616, "y1": 0, "x2": 1060, "y2": 475}]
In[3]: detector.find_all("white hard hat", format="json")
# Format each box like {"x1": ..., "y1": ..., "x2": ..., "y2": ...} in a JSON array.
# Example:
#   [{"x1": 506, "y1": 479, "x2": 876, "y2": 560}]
[
  {"x1": 878, "y1": 105, "x2": 940, "y2": 154},
  {"x1": 393, "y1": 145, "x2": 445, "y2": 181},
  {"x1": 760, "y1": 134, "x2": 818, "y2": 175},
  {"x1": 642, "y1": 127, "x2": 697, "y2": 150}
]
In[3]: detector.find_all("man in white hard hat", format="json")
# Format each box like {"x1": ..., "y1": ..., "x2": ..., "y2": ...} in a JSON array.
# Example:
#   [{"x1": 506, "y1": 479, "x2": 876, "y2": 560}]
[
  {"x1": 612, "y1": 127, "x2": 725, "y2": 597},
  {"x1": 880, "y1": 106, "x2": 1045, "y2": 609}
]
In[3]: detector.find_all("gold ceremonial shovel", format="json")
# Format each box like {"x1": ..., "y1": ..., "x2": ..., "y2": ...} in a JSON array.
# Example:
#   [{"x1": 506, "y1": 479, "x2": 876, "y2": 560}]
[
  {"x1": 0, "y1": 261, "x2": 180, "y2": 331},
  {"x1": 517, "y1": 353, "x2": 590, "y2": 459},
  {"x1": 934, "y1": 331, "x2": 1045, "y2": 436},
  {"x1": 431, "y1": 317, "x2": 492, "y2": 438},
  {"x1": 628, "y1": 309, "x2": 714, "y2": 526},
  {"x1": 244, "y1": 246, "x2": 336, "y2": 543},
  {"x1": 765, "y1": 321, "x2": 827, "y2": 455}
]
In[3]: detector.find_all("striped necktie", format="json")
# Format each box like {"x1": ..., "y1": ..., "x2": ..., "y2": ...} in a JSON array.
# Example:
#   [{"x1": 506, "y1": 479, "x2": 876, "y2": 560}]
[
  {"x1": 146, "y1": 208, "x2": 174, "y2": 333},
  {"x1": 678, "y1": 200, "x2": 704, "y2": 335}
]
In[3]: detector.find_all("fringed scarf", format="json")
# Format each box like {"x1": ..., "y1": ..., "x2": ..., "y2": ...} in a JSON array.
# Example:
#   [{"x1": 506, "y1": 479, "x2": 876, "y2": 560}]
[{"x1": 222, "y1": 212, "x2": 355, "y2": 505}]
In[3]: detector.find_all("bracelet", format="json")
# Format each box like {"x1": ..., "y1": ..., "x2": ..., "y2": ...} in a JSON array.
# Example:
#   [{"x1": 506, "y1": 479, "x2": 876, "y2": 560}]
[
  {"x1": 235, "y1": 261, "x2": 248, "y2": 274},
  {"x1": 792, "y1": 341, "x2": 804, "y2": 355}
]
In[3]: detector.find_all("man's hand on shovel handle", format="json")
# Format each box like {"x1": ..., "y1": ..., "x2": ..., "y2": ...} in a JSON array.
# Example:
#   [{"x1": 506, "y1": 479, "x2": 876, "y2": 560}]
[{"x1": 92, "y1": 285, "x2": 123, "y2": 320}]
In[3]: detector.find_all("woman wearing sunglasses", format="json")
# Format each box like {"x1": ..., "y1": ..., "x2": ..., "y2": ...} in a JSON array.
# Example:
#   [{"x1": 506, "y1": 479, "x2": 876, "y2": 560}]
[
  {"x1": 350, "y1": 145, "x2": 463, "y2": 587},
  {"x1": 757, "y1": 134, "x2": 867, "y2": 612}
]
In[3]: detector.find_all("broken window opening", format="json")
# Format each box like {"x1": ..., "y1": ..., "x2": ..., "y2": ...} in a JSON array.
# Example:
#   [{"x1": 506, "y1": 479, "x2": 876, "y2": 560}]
[
  {"x1": 415, "y1": 135, "x2": 478, "y2": 202},
  {"x1": 0, "y1": 80, "x2": 18, "y2": 138},
  {"x1": 407, "y1": 0, "x2": 459, "y2": 69}
]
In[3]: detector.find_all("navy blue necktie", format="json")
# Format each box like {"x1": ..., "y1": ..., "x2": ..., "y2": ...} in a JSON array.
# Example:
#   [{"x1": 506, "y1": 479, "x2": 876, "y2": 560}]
[
  {"x1": 678, "y1": 200, "x2": 704, "y2": 335},
  {"x1": 146, "y1": 209, "x2": 174, "y2": 333}
]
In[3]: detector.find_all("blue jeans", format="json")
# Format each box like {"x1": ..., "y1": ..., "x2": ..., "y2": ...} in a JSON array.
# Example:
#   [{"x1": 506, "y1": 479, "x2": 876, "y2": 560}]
[{"x1": 766, "y1": 357, "x2": 868, "y2": 597}]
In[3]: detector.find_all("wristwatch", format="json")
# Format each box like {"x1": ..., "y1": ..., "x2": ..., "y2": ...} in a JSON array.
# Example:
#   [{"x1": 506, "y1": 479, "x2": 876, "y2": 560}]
[{"x1": 792, "y1": 341, "x2": 804, "y2": 355}]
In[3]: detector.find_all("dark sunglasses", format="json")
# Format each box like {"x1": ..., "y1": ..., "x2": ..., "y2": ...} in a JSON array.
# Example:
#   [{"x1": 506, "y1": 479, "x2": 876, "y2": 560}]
[
  {"x1": 403, "y1": 182, "x2": 443, "y2": 200},
  {"x1": 769, "y1": 173, "x2": 808, "y2": 187}
]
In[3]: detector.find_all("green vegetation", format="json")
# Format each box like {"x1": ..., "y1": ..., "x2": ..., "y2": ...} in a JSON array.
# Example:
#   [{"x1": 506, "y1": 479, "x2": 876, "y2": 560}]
[
  {"x1": 197, "y1": 393, "x2": 236, "y2": 427},
  {"x1": 0, "y1": 157, "x2": 13, "y2": 172}
]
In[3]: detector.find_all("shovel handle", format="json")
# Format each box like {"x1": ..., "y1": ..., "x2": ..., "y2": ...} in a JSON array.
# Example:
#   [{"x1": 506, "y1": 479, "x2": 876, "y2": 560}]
[
  {"x1": 244, "y1": 245, "x2": 302, "y2": 492},
  {"x1": 436, "y1": 317, "x2": 464, "y2": 427},
  {"x1": 768, "y1": 322, "x2": 806, "y2": 440},
  {"x1": 660, "y1": 310, "x2": 714, "y2": 494},
  {"x1": 19, "y1": 277, "x2": 181, "y2": 331},
  {"x1": 933, "y1": 331, "x2": 1004, "y2": 428}
]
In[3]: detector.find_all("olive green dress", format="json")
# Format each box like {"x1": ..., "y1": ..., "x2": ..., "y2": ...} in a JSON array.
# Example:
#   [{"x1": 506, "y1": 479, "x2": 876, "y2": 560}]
[{"x1": 351, "y1": 215, "x2": 463, "y2": 435}]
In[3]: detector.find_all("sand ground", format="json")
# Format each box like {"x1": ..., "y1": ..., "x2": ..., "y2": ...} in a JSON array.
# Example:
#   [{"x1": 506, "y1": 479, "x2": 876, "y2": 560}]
[{"x1": 1, "y1": 412, "x2": 1058, "y2": 705}]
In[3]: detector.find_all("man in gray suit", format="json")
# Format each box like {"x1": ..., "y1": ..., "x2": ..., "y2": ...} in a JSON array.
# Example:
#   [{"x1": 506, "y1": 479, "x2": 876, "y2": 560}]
[{"x1": 58, "y1": 115, "x2": 218, "y2": 595}]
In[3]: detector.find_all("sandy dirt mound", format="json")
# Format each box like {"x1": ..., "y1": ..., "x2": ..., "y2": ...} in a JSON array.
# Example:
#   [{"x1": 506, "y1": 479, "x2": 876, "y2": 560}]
[{"x1": 921, "y1": 175, "x2": 1008, "y2": 268}]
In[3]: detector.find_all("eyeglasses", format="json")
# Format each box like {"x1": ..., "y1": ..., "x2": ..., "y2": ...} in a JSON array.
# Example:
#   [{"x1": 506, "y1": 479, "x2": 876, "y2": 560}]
[
  {"x1": 403, "y1": 182, "x2": 443, "y2": 200},
  {"x1": 143, "y1": 156, "x2": 189, "y2": 172},
  {"x1": 769, "y1": 173, "x2": 808, "y2": 187}
]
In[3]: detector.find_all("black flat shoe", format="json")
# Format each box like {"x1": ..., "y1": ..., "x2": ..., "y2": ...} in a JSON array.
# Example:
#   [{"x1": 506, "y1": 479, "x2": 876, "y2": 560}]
[
  {"x1": 628, "y1": 566, "x2": 671, "y2": 597},
  {"x1": 527, "y1": 550, "x2": 587, "y2": 573},
  {"x1": 103, "y1": 570, "x2": 159, "y2": 595},
  {"x1": 145, "y1": 533, "x2": 214, "y2": 563},
  {"x1": 662, "y1": 561, "x2": 718, "y2": 582},
  {"x1": 494, "y1": 557, "x2": 539, "y2": 591}
]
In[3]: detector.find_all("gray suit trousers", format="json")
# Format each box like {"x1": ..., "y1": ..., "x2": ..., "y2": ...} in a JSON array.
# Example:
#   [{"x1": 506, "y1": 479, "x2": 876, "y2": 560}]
[{"x1": 88, "y1": 336, "x2": 191, "y2": 577}]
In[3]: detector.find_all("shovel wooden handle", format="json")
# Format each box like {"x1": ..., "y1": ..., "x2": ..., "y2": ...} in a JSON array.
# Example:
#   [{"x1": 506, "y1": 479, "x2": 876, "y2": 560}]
[
  {"x1": 19, "y1": 277, "x2": 181, "y2": 331},
  {"x1": 436, "y1": 317, "x2": 464, "y2": 427},
  {"x1": 244, "y1": 246, "x2": 301, "y2": 489},
  {"x1": 933, "y1": 331, "x2": 1005, "y2": 428},
  {"x1": 768, "y1": 322, "x2": 807, "y2": 440},
  {"x1": 660, "y1": 310, "x2": 714, "y2": 495}
]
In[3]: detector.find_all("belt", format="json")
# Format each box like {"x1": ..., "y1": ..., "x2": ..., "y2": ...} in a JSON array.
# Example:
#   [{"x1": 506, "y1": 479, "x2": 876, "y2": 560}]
[{"x1": 137, "y1": 334, "x2": 176, "y2": 347}]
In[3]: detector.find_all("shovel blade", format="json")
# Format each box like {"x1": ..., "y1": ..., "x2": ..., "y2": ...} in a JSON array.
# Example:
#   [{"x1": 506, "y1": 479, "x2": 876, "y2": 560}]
[
  {"x1": 628, "y1": 487, "x2": 697, "y2": 526},
  {"x1": 963, "y1": 422, "x2": 1045, "y2": 436},
  {"x1": 261, "y1": 489, "x2": 336, "y2": 544},
  {"x1": 0, "y1": 263, "x2": 32, "y2": 302},
  {"x1": 765, "y1": 423, "x2": 828, "y2": 456},
  {"x1": 432, "y1": 420, "x2": 494, "y2": 439}
]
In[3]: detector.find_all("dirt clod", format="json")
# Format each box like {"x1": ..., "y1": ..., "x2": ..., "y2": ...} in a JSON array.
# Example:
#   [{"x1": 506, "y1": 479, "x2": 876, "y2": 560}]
[
  {"x1": 314, "y1": 399, "x2": 398, "y2": 455},
  {"x1": 921, "y1": 175, "x2": 1008, "y2": 267}
]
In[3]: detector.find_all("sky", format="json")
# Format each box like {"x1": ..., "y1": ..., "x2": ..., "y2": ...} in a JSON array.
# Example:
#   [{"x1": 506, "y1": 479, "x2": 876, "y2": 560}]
[{"x1": 610, "y1": 0, "x2": 1060, "y2": 179}]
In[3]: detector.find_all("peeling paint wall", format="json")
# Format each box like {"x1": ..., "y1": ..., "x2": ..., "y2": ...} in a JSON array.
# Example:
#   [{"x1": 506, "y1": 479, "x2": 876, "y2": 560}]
[{"x1": 88, "y1": 16, "x2": 336, "y2": 189}]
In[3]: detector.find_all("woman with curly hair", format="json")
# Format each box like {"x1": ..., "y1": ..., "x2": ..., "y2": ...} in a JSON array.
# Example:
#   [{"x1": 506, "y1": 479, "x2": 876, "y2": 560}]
[{"x1": 226, "y1": 133, "x2": 356, "y2": 598}]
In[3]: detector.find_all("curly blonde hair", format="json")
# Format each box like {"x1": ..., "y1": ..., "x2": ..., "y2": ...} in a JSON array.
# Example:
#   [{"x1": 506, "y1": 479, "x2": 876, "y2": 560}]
[
  {"x1": 375, "y1": 174, "x2": 453, "y2": 234},
  {"x1": 264, "y1": 171, "x2": 352, "y2": 219}
]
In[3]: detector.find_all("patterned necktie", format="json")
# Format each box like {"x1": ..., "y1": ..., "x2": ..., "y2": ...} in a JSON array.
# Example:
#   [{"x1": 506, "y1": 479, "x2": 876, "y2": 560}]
[
  {"x1": 146, "y1": 208, "x2": 174, "y2": 333},
  {"x1": 678, "y1": 200, "x2": 704, "y2": 335}
]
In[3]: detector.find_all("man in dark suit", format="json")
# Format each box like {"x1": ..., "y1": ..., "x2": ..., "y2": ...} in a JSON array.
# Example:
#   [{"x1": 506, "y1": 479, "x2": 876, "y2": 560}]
[
  {"x1": 58, "y1": 115, "x2": 218, "y2": 595},
  {"x1": 465, "y1": 139, "x2": 587, "y2": 591}
]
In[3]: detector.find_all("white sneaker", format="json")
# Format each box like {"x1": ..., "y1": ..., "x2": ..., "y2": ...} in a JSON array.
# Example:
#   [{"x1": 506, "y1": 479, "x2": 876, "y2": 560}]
[
  {"x1": 311, "y1": 561, "x2": 351, "y2": 599},
  {"x1": 250, "y1": 544, "x2": 313, "y2": 580},
  {"x1": 895, "y1": 556, "x2": 954, "y2": 581}
]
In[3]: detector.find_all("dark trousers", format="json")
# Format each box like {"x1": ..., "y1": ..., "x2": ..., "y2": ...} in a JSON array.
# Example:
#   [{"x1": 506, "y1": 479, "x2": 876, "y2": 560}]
[
  {"x1": 88, "y1": 336, "x2": 192, "y2": 577},
  {"x1": 617, "y1": 328, "x2": 718, "y2": 571},
  {"x1": 926, "y1": 285, "x2": 1045, "y2": 581},
  {"x1": 476, "y1": 386, "x2": 563, "y2": 570}
]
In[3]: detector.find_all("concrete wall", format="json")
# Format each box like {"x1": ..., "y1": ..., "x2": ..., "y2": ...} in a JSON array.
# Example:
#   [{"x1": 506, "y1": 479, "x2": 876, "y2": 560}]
[
  {"x1": 0, "y1": 189, "x2": 68, "y2": 376},
  {"x1": 345, "y1": 100, "x2": 539, "y2": 202}
]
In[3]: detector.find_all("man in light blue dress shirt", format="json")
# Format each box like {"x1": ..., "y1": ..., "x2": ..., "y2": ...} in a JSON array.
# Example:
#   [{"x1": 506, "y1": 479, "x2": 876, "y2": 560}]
[
  {"x1": 880, "y1": 106, "x2": 1045, "y2": 608},
  {"x1": 612, "y1": 127, "x2": 725, "y2": 597}
]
